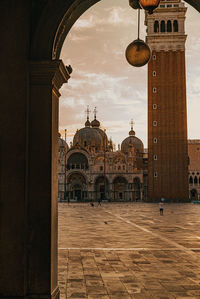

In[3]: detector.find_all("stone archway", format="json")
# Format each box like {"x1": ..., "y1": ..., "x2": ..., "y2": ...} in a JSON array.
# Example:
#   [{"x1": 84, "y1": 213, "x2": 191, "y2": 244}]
[
  {"x1": 94, "y1": 175, "x2": 109, "y2": 200},
  {"x1": 30, "y1": 0, "x2": 200, "y2": 60},
  {"x1": 1, "y1": 1, "x2": 200, "y2": 299},
  {"x1": 113, "y1": 176, "x2": 128, "y2": 201},
  {"x1": 67, "y1": 172, "x2": 87, "y2": 201}
]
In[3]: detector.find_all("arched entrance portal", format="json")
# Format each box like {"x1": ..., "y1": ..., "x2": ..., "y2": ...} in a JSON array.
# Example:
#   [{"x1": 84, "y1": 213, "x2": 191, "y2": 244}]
[
  {"x1": 190, "y1": 189, "x2": 198, "y2": 200},
  {"x1": 67, "y1": 172, "x2": 87, "y2": 201},
  {"x1": 95, "y1": 176, "x2": 109, "y2": 201},
  {"x1": 113, "y1": 176, "x2": 128, "y2": 201},
  {"x1": 1, "y1": 1, "x2": 200, "y2": 299}
]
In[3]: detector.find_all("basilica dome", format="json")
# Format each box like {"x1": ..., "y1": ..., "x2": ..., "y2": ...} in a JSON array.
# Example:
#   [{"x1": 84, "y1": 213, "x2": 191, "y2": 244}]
[
  {"x1": 73, "y1": 127, "x2": 102, "y2": 148},
  {"x1": 121, "y1": 127, "x2": 144, "y2": 154},
  {"x1": 58, "y1": 133, "x2": 69, "y2": 151}
]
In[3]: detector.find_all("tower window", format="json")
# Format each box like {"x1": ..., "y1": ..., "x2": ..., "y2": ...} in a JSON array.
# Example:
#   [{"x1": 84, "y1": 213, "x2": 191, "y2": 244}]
[
  {"x1": 153, "y1": 87, "x2": 157, "y2": 93},
  {"x1": 194, "y1": 176, "x2": 198, "y2": 184},
  {"x1": 154, "y1": 172, "x2": 158, "y2": 178},
  {"x1": 153, "y1": 71, "x2": 156, "y2": 76},
  {"x1": 153, "y1": 55, "x2": 156, "y2": 60},
  {"x1": 173, "y1": 20, "x2": 178, "y2": 32},
  {"x1": 174, "y1": 4, "x2": 179, "y2": 7},
  {"x1": 154, "y1": 21, "x2": 159, "y2": 33},
  {"x1": 160, "y1": 20, "x2": 165, "y2": 33},
  {"x1": 153, "y1": 104, "x2": 157, "y2": 109},
  {"x1": 167, "y1": 20, "x2": 172, "y2": 32},
  {"x1": 100, "y1": 166, "x2": 103, "y2": 171},
  {"x1": 153, "y1": 138, "x2": 157, "y2": 143},
  {"x1": 154, "y1": 155, "x2": 157, "y2": 160},
  {"x1": 160, "y1": 4, "x2": 165, "y2": 7},
  {"x1": 153, "y1": 121, "x2": 157, "y2": 126},
  {"x1": 167, "y1": 4, "x2": 172, "y2": 7}
]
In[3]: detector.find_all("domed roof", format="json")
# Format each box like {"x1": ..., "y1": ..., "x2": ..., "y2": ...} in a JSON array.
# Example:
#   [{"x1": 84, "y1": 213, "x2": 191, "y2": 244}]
[
  {"x1": 73, "y1": 127, "x2": 102, "y2": 148},
  {"x1": 121, "y1": 135, "x2": 144, "y2": 153},
  {"x1": 121, "y1": 122, "x2": 144, "y2": 153},
  {"x1": 91, "y1": 118, "x2": 100, "y2": 128},
  {"x1": 85, "y1": 119, "x2": 91, "y2": 127},
  {"x1": 94, "y1": 127, "x2": 108, "y2": 146},
  {"x1": 58, "y1": 135, "x2": 69, "y2": 151}
]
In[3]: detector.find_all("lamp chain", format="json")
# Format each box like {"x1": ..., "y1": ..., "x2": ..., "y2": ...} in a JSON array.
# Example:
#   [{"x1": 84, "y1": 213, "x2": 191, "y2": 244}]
[{"x1": 137, "y1": 8, "x2": 140, "y2": 39}]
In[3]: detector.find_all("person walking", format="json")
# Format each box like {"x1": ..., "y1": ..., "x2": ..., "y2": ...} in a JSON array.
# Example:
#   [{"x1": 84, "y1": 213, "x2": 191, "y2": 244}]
[{"x1": 159, "y1": 199, "x2": 164, "y2": 215}]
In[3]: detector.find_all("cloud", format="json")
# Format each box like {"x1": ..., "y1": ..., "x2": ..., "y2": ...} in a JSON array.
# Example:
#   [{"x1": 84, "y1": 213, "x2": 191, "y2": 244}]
[{"x1": 60, "y1": 0, "x2": 200, "y2": 147}]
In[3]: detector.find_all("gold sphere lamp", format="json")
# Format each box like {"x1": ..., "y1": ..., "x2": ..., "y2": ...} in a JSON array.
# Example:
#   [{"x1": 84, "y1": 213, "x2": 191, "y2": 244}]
[
  {"x1": 125, "y1": 8, "x2": 151, "y2": 67},
  {"x1": 126, "y1": 39, "x2": 151, "y2": 67}
]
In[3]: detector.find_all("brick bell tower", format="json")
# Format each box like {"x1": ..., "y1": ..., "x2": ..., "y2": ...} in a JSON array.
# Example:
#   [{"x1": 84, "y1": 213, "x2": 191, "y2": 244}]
[{"x1": 145, "y1": 0, "x2": 189, "y2": 201}]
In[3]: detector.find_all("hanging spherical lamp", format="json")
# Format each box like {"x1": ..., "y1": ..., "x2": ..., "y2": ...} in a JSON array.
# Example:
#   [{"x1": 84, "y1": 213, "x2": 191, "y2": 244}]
[
  {"x1": 139, "y1": 0, "x2": 160, "y2": 14},
  {"x1": 125, "y1": 8, "x2": 151, "y2": 67},
  {"x1": 126, "y1": 38, "x2": 151, "y2": 67}
]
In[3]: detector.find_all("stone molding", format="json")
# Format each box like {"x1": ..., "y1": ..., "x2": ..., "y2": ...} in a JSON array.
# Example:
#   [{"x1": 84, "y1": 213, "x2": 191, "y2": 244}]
[
  {"x1": 30, "y1": 60, "x2": 70, "y2": 96},
  {"x1": 147, "y1": 35, "x2": 186, "y2": 51}
]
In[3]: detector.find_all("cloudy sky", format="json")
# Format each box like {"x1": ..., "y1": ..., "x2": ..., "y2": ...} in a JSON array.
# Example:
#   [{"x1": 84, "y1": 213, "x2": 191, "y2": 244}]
[{"x1": 59, "y1": 0, "x2": 200, "y2": 148}]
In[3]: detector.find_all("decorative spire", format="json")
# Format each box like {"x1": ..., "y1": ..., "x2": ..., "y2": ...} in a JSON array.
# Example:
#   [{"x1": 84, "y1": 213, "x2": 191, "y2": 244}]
[
  {"x1": 94, "y1": 107, "x2": 97, "y2": 120},
  {"x1": 86, "y1": 105, "x2": 90, "y2": 121},
  {"x1": 129, "y1": 119, "x2": 135, "y2": 136},
  {"x1": 130, "y1": 119, "x2": 134, "y2": 130},
  {"x1": 91, "y1": 106, "x2": 100, "y2": 128},
  {"x1": 85, "y1": 105, "x2": 91, "y2": 127}
]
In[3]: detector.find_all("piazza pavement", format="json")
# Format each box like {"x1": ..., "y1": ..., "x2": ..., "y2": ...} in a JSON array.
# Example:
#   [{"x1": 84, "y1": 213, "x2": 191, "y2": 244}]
[{"x1": 58, "y1": 202, "x2": 200, "y2": 299}]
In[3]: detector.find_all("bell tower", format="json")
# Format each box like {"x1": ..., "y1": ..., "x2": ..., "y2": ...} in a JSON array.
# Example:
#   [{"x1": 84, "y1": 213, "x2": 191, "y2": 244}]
[{"x1": 145, "y1": 0, "x2": 189, "y2": 201}]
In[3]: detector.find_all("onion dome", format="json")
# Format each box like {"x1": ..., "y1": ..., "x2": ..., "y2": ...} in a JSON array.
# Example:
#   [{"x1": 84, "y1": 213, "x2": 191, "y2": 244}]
[
  {"x1": 91, "y1": 106, "x2": 100, "y2": 128},
  {"x1": 73, "y1": 127, "x2": 102, "y2": 148},
  {"x1": 85, "y1": 119, "x2": 91, "y2": 127},
  {"x1": 91, "y1": 118, "x2": 100, "y2": 128},
  {"x1": 121, "y1": 121, "x2": 144, "y2": 154}
]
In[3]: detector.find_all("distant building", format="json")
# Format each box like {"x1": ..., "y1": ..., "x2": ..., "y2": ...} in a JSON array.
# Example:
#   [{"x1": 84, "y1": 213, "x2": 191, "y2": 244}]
[
  {"x1": 58, "y1": 118, "x2": 200, "y2": 202},
  {"x1": 58, "y1": 111, "x2": 147, "y2": 202},
  {"x1": 188, "y1": 140, "x2": 200, "y2": 200}
]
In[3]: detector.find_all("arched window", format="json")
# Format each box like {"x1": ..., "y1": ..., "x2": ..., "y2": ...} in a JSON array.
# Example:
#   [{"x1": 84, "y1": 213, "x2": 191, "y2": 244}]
[
  {"x1": 154, "y1": 21, "x2": 159, "y2": 33},
  {"x1": 167, "y1": 20, "x2": 172, "y2": 32},
  {"x1": 173, "y1": 20, "x2": 178, "y2": 32},
  {"x1": 189, "y1": 176, "x2": 193, "y2": 184},
  {"x1": 194, "y1": 176, "x2": 198, "y2": 184},
  {"x1": 160, "y1": 20, "x2": 165, "y2": 32},
  {"x1": 199, "y1": 177, "x2": 200, "y2": 185}
]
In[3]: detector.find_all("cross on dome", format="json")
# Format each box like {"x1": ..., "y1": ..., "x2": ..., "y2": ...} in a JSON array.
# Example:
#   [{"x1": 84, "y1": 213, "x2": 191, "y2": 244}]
[{"x1": 129, "y1": 119, "x2": 135, "y2": 136}]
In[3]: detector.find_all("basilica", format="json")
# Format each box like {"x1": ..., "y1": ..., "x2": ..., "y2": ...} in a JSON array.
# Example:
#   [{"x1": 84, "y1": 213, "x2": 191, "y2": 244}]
[
  {"x1": 58, "y1": 109, "x2": 148, "y2": 202},
  {"x1": 58, "y1": 109, "x2": 200, "y2": 202}
]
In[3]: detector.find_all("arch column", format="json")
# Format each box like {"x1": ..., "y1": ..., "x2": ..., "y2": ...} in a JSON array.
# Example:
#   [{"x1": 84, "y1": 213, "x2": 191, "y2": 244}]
[{"x1": 28, "y1": 60, "x2": 70, "y2": 299}]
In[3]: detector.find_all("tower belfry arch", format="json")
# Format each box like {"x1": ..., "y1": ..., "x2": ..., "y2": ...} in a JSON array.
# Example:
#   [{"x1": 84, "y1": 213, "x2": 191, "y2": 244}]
[{"x1": 1, "y1": 1, "x2": 200, "y2": 299}]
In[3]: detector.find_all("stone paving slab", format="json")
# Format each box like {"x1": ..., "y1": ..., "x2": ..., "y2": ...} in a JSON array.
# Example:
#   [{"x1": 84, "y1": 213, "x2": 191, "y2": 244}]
[{"x1": 58, "y1": 203, "x2": 200, "y2": 299}]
